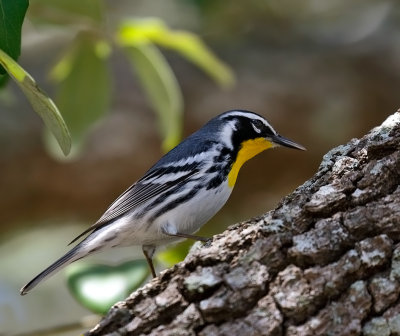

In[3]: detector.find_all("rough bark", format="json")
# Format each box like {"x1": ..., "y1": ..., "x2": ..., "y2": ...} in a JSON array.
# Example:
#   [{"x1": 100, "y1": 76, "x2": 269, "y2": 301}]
[{"x1": 87, "y1": 111, "x2": 400, "y2": 336}]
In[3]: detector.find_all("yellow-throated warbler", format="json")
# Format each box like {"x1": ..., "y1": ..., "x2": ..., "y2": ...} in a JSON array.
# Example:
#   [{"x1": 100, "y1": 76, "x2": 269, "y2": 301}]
[{"x1": 20, "y1": 110, "x2": 305, "y2": 295}]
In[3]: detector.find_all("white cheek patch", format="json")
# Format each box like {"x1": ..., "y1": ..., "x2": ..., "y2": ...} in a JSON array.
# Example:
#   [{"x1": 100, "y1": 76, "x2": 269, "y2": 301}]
[{"x1": 220, "y1": 120, "x2": 237, "y2": 149}]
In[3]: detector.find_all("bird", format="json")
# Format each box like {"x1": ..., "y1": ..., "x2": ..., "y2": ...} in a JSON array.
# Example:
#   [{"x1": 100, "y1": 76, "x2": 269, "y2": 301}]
[{"x1": 20, "y1": 109, "x2": 305, "y2": 295}]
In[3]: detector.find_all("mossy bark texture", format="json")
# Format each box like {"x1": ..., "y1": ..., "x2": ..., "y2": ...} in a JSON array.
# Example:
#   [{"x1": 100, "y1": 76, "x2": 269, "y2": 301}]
[{"x1": 87, "y1": 111, "x2": 400, "y2": 336}]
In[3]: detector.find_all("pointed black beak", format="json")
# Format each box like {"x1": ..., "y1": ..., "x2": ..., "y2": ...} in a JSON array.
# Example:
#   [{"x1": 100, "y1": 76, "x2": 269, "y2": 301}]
[{"x1": 271, "y1": 134, "x2": 306, "y2": 151}]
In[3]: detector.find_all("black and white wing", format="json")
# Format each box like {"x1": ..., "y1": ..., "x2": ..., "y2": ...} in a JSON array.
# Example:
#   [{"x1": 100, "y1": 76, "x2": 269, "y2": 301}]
[{"x1": 68, "y1": 167, "x2": 199, "y2": 245}]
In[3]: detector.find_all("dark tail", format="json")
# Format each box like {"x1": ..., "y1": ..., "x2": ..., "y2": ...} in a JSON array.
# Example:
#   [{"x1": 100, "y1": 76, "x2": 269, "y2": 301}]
[{"x1": 20, "y1": 245, "x2": 83, "y2": 295}]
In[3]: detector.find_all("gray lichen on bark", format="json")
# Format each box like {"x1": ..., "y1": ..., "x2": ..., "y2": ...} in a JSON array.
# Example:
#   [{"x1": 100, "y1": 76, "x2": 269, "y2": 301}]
[{"x1": 87, "y1": 111, "x2": 400, "y2": 336}]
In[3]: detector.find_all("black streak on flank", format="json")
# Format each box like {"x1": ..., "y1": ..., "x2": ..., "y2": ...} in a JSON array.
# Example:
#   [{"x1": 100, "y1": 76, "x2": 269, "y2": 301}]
[
  {"x1": 148, "y1": 184, "x2": 204, "y2": 222},
  {"x1": 206, "y1": 147, "x2": 233, "y2": 190}
]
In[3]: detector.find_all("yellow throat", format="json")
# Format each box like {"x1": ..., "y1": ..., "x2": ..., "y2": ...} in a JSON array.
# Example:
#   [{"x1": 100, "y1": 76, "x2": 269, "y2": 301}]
[{"x1": 227, "y1": 138, "x2": 273, "y2": 187}]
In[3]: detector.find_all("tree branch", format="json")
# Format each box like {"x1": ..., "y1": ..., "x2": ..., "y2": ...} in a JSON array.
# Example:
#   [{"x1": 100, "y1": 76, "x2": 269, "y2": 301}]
[{"x1": 87, "y1": 111, "x2": 400, "y2": 336}]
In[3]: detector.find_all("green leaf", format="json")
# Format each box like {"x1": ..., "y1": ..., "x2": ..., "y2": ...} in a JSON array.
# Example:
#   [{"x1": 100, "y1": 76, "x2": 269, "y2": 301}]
[
  {"x1": 66, "y1": 260, "x2": 149, "y2": 315},
  {"x1": 0, "y1": 0, "x2": 28, "y2": 74},
  {"x1": 122, "y1": 42, "x2": 183, "y2": 151},
  {"x1": 0, "y1": 48, "x2": 71, "y2": 155},
  {"x1": 50, "y1": 32, "x2": 111, "y2": 154},
  {"x1": 0, "y1": 73, "x2": 9, "y2": 87},
  {"x1": 157, "y1": 240, "x2": 192, "y2": 267},
  {"x1": 118, "y1": 19, "x2": 235, "y2": 88}
]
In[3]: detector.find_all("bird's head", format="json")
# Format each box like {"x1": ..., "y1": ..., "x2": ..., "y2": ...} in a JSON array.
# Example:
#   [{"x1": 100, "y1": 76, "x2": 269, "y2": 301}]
[
  {"x1": 211, "y1": 110, "x2": 306, "y2": 187},
  {"x1": 216, "y1": 110, "x2": 306, "y2": 152}
]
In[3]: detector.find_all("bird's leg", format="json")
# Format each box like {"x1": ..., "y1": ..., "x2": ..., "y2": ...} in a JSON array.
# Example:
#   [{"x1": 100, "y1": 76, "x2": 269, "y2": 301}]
[
  {"x1": 142, "y1": 245, "x2": 156, "y2": 278},
  {"x1": 161, "y1": 226, "x2": 209, "y2": 243}
]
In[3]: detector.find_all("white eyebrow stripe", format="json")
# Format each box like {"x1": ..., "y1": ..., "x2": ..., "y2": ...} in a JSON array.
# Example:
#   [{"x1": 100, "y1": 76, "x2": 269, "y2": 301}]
[{"x1": 221, "y1": 110, "x2": 277, "y2": 135}]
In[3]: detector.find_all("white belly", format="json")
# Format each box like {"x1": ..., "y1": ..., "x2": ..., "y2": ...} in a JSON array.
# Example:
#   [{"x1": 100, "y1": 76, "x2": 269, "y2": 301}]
[
  {"x1": 159, "y1": 181, "x2": 231, "y2": 230},
  {"x1": 85, "y1": 180, "x2": 233, "y2": 249},
  {"x1": 148, "y1": 180, "x2": 232, "y2": 245}
]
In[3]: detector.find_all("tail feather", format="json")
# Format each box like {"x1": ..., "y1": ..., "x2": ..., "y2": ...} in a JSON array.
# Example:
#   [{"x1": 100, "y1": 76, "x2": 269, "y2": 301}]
[{"x1": 20, "y1": 245, "x2": 83, "y2": 295}]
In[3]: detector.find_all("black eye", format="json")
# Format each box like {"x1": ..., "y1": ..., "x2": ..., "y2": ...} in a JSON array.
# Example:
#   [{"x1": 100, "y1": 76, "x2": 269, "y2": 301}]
[{"x1": 251, "y1": 120, "x2": 264, "y2": 133}]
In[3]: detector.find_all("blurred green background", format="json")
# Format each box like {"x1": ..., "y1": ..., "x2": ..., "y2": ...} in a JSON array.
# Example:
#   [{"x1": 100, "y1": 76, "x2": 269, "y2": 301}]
[{"x1": 1, "y1": 0, "x2": 400, "y2": 334}]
